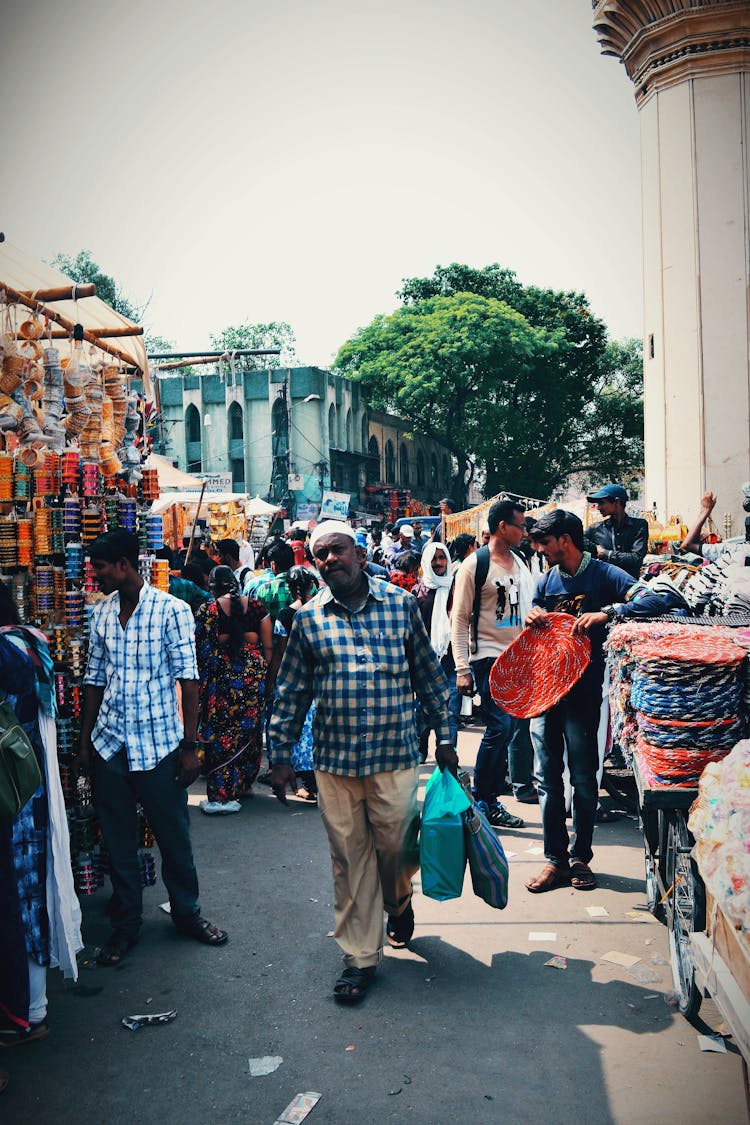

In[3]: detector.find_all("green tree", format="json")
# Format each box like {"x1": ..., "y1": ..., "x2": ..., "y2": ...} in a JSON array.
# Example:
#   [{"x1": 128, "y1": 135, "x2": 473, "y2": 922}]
[
  {"x1": 335, "y1": 263, "x2": 622, "y2": 503},
  {"x1": 210, "y1": 321, "x2": 297, "y2": 367},
  {"x1": 50, "y1": 249, "x2": 146, "y2": 323},
  {"x1": 571, "y1": 338, "x2": 644, "y2": 490},
  {"x1": 335, "y1": 292, "x2": 567, "y2": 504}
]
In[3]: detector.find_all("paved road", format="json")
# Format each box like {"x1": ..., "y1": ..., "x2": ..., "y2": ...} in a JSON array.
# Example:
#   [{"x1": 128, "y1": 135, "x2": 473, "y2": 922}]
[{"x1": 3, "y1": 728, "x2": 746, "y2": 1124}]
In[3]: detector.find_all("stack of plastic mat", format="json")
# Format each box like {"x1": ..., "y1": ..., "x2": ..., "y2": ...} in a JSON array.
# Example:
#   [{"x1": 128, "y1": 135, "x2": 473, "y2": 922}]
[
  {"x1": 688, "y1": 738, "x2": 750, "y2": 932},
  {"x1": 606, "y1": 621, "x2": 744, "y2": 771},
  {"x1": 631, "y1": 632, "x2": 746, "y2": 785}
]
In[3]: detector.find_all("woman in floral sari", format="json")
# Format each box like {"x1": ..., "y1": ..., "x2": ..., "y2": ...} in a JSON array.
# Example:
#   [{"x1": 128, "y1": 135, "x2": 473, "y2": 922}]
[{"x1": 195, "y1": 567, "x2": 272, "y2": 814}]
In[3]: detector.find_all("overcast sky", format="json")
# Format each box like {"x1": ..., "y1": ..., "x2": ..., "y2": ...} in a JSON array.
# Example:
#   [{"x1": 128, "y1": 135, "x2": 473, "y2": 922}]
[{"x1": 2, "y1": 0, "x2": 642, "y2": 366}]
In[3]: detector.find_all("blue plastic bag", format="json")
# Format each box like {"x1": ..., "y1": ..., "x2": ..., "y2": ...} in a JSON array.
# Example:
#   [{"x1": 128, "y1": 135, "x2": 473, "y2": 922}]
[
  {"x1": 464, "y1": 800, "x2": 510, "y2": 910},
  {"x1": 419, "y1": 766, "x2": 470, "y2": 901}
]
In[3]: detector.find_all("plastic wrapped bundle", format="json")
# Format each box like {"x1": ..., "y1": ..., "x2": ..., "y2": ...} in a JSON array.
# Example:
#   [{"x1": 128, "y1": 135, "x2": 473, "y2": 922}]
[{"x1": 689, "y1": 739, "x2": 750, "y2": 931}]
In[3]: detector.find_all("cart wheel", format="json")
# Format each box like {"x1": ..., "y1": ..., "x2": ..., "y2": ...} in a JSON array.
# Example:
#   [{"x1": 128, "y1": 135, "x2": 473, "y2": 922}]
[{"x1": 664, "y1": 812, "x2": 705, "y2": 1022}]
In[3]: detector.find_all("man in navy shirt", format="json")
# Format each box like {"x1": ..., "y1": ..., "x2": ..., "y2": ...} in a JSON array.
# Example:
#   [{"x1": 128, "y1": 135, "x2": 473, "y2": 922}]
[{"x1": 524, "y1": 509, "x2": 665, "y2": 895}]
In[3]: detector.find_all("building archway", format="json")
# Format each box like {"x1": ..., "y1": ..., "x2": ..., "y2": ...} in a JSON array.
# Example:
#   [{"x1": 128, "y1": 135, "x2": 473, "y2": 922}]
[
  {"x1": 385, "y1": 440, "x2": 395, "y2": 484},
  {"x1": 399, "y1": 443, "x2": 409, "y2": 486},
  {"x1": 367, "y1": 435, "x2": 379, "y2": 485},
  {"x1": 185, "y1": 404, "x2": 202, "y2": 472}
]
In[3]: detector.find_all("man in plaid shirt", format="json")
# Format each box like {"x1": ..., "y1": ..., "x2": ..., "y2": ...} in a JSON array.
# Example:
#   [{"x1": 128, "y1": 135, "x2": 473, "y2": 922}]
[
  {"x1": 269, "y1": 522, "x2": 457, "y2": 1004},
  {"x1": 78, "y1": 530, "x2": 227, "y2": 966}
]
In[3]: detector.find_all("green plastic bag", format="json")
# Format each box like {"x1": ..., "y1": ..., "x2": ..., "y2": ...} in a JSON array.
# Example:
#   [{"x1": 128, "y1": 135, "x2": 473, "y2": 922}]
[{"x1": 419, "y1": 766, "x2": 470, "y2": 901}]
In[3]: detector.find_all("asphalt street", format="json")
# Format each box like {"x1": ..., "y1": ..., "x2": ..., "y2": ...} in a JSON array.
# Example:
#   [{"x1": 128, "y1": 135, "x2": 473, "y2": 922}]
[{"x1": 3, "y1": 726, "x2": 746, "y2": 1124}]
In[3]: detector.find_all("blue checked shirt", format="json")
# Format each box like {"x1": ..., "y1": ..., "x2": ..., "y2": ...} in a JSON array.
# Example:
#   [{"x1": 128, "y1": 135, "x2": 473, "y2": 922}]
[
  {"x1": 269, "y1": 576, "x2": 450, "y2": 777},
  {"x1": 84, "y1": 583, "x2": 199, "y2": 771}
]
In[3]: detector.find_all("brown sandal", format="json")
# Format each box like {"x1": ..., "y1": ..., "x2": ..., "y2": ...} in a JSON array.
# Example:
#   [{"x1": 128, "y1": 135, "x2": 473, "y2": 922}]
[
  {"x1": 525, "y1": 863, "x2": 571, "y2": 894},
  {"x1": 570, "y1": 861, "x2": 597, "y2": 890}
]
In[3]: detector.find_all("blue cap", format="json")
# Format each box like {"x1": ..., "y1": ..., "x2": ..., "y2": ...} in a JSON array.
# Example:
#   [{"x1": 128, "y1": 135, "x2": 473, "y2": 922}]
[
  {"x1": 355, "y1": 532, "x2": 368, "y2": 547},
  {"x1": 586, "y1": 484, "x2": 628, "y2": 503}
]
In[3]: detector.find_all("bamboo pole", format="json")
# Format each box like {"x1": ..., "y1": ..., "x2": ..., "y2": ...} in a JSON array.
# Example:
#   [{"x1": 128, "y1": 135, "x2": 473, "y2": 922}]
[
  {"x1": 184, "y1": 481, "x2": 207, "y2": 564},
  {"x1": 20, "y1": 283, "x2": 97, "y2": 302},
  {"x1": 0, "y1": 281, "x2": 144, "y2": 372}
]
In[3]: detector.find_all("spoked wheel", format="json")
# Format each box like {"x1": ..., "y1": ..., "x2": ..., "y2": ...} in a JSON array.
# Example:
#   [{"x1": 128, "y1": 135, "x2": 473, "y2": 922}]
[{"x1": 664, "y1": 812, "x2": 705, "y2": 1022}]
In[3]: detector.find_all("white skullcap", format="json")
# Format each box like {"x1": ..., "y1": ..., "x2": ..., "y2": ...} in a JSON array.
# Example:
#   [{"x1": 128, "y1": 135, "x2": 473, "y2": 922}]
[
  {"x1": 309, "y1": 520, "x2": 357, "y2": 554},
  {"x1": 400, "y1": 524, "x2": 414, "y2": 537}
]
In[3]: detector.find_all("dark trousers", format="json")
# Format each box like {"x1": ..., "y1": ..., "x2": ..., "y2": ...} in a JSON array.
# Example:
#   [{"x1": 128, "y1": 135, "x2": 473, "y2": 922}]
[
  {"x1": 530, "y1": 689, "x2": 601, "y2": 867},
  {"x1": 94, "y1": 749, "x2": 200, "y2": 938},
  {"x1": 472, "y1": 657, "x2": 513, "y2": 804}
]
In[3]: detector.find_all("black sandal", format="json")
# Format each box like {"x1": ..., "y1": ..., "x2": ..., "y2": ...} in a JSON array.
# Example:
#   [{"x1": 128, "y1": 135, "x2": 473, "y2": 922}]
[
  {"x1": 386, "y1": 903, "x2": 414, "y2": 948},
  {"x1": 333, "y1": 966, "x2": 376, "y2": 1004},
  {"x1": 173, "y1": 915, "x2": 228, "y2": 945},
  {"x1": 96, "y1": 932, "x2": 138, "y2": 967}
]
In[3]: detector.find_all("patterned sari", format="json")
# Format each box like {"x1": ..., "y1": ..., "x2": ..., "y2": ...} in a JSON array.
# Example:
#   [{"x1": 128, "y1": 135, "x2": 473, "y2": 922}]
[{"x1": 195, "y1": 599, "x2": 267, "y2": 802}]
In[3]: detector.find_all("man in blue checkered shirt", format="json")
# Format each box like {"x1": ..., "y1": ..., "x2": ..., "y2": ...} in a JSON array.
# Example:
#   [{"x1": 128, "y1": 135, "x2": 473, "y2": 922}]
[
  {"x1": 269, "y1": 521, "x2": 458, "y2": 1005},
  {"x1": 78, "y1": 531, "x2": 227, "y2": 966}
]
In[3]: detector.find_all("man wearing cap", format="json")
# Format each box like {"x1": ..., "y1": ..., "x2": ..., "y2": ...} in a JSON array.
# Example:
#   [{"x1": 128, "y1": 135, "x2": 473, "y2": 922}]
[
  {"x1": 269, "y1": 521, "x2": 455, "y2": 1005},
  {"x1": 584, "y1": 484, "x2": 648, "y2": 580},
  {"x1": 385, "y1": 524, "x2": 415, "y2": 568}
]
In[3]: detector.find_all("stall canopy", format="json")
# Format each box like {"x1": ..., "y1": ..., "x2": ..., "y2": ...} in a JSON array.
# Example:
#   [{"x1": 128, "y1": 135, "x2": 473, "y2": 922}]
[
  {"x1": 149, "y1": 490, "x2": 253, "y2": 515},
  {"x1": 144, "y1": 454, "x2": 203, "y2": 490},
  {"x1": 0, "y1": 239, "x2": 150, "y2": 392},
  {"x1": 245, "y1": 495, "x2": 280, "y2": 516}
]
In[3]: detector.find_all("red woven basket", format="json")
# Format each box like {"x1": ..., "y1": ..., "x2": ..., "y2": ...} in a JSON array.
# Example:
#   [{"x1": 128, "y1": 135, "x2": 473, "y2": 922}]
[{"x1": 489, "y1": 612, "x2": 591, "y2": 718}]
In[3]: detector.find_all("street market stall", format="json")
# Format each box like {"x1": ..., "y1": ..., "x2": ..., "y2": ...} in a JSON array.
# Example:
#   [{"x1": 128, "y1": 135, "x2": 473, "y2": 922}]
[
  {"x1": 0, "y1": 241, "x2": 162, "y2": 898},
  {"x1": 149, "y1": 489, "x2": 280, "y2": 553}
]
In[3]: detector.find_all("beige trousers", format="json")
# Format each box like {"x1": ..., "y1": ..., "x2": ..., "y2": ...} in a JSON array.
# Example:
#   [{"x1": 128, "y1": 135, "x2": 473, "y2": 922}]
[{"x1": 316, "y1": 766, "x2": 420, "y2": 969}]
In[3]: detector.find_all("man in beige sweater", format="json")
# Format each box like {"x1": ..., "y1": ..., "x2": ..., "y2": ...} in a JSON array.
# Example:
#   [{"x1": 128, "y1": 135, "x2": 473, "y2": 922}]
[{"x1": 451, "y1": 499, "x2": 535, "y2": 828}]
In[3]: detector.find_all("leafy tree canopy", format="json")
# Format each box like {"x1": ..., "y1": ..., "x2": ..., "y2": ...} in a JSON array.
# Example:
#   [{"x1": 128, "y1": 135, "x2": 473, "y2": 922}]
[
  {"x1": 210, "y1": 321, "x2": 297, "y2": 368},
  {"x1": 335, "y1": 263, "x2": 642, "y2": 503},
  {"x1": 51, "y1": 249, "x2": 146, "y2": 324}
]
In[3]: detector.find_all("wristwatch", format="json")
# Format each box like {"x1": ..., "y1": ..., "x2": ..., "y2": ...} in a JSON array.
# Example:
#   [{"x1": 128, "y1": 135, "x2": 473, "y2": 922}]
[{"x1": 602, "y1": 605, "x2": 617, "y2": 622}]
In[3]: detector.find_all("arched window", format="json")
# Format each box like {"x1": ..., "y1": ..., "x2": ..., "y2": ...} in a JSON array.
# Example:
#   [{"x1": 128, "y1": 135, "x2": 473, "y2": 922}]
[
  {"x1": 329, "y1": 404, "x2": 337, "y2": 447},
  {"x1": 346, "y1": 408, "x2": 353, "y2": 450},
  {"x1": 399, "y1": 443, "x2": 409, "y2": 486},
  {"x1": 416, "y1": 450, "x2": 426, "y2": 487},
  {"x1": 337, "y1": 406, "x2": 345, "y2": 449},
  {"x1": 228, "y1": 401, "x2": 243, "y2": 442},
  {"x1": 442, "y1": 454, "x2": 450, "y2": 487},
  {"x1": 367, "y1": 435, "x2": 379, "y2": 485},
  {"x1": 430, "y1": 453, "x2": 438, "y2": 489},
  {"x1": 361, "y1": 413, "x2": 369, "y2": 452},
  {"x1": 185, "y1": 404, "x2": 201, "y2": 473},
  {"x1": 385, "y1": 440, "x2": 395, "y2": 484},
  {"x1": 185, "y1": 404, "x2": 201, "y2": 443},
  {"x1": 271, "y1": 397, "x2": 288, "y2": 455}
]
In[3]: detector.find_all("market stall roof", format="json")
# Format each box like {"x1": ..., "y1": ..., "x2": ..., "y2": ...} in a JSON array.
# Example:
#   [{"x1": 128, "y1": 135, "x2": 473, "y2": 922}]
[
  {"x1": 144, "y1": 454, "x2": 203, "y2": 491},
  {"x1": 245, "y1": 495, "x2": 280, "y2": 516},
  {"x1": 0, "y1": 239, "x2": 150, "y2": 390},
  {"x1": 149, "y1": 490, "x2": 255, "y2": 515}
]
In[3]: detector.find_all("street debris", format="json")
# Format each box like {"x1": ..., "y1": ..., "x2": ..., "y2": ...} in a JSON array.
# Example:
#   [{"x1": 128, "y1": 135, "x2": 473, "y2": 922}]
[
  {"x1": 601, "y1": 950, "x2": 641, "y2": 968},
  {"x1": 388, "y1": 1088, "x2": 402, "y2": 1096},
  {"x1": 585, "y1": 905, "x2": 609, "y2": 918},
  {"x1": 121, "y1": 1010, "x2": 176, "y2": 1032},
  {"x1": 248, "y1": 1056, "x2": 283, "y2": 1077},
  {"x1": 529, "y1": 932, "x2": 557, "y2": 942},
  {"x1": 544, "y1": 956, "x2": 568, "y2": 970},
  {"x1": 628, "y1": 963, "x2": 660, "y2": 984},
  {"x1": 158, "y1": 902, "x2": 171, "y2": 915},
  {"x1": 273, "y1": 1091, "x2": 321, "y2": 1124},
  {"x1": 525, "y1": 846, "x2": 544, "y2": 855},
  {"x1": 345, "y1": 1045, "x2": 355, "y2": 1051},
  {"x1": 697, "y1": 1034, "x2": 727, "y2": 1054}
]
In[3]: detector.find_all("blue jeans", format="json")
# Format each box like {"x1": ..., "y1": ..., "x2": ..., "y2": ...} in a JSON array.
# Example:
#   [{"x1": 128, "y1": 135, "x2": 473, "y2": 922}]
[
  {"x1": 472, "y1": 657, "x2": 513, "y2": 804},
  {"x1": 530, "y1": 688, "x2": 601, "y2": 867},
  {"x1": 508, "y1": 718, "x2": 536, "y2": 799}
]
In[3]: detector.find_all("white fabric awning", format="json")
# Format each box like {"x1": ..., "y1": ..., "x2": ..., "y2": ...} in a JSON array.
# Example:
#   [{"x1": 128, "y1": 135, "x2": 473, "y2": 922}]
[{"x1": 0, "y1": 240, "x2": 150, "y2": 391}]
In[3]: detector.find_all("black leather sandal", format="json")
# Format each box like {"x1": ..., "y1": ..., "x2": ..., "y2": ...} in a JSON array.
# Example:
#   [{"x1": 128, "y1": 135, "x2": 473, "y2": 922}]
[{"x1": 333, "y1": 966, "x2": 376, "y2": 1004}]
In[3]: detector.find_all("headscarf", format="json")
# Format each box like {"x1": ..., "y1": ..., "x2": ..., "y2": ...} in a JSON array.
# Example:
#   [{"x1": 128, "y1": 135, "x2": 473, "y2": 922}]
[{"x1": 420, "y1": 542, "x2": 453, "y2": 659}]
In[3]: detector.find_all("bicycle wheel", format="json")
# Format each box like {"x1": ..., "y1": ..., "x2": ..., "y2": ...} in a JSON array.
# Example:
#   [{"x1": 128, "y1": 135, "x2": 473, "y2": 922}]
[{"x1": 664, "y1": 811, "x2": 704, "y2": 1022}]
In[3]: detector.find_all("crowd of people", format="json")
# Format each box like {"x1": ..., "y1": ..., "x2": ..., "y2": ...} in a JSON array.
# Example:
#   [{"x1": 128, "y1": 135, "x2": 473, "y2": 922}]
[{"x1": 1, "y1": 481, "x2": 680, "y2": 1056}]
